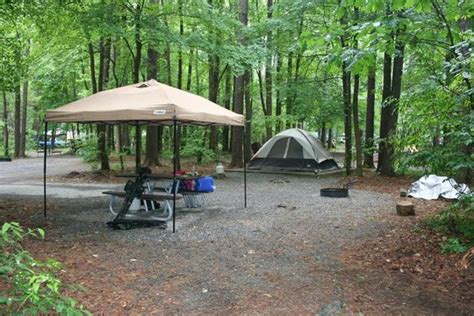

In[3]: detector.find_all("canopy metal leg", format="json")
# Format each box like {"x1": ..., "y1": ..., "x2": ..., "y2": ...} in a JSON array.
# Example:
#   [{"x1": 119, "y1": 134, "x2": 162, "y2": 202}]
[
  {"x1": 172, "y1": 119, "x2": 177, "y2": 233},
  {"x1": 43, "y1": 121, "x2": 48, "y2": 217}
]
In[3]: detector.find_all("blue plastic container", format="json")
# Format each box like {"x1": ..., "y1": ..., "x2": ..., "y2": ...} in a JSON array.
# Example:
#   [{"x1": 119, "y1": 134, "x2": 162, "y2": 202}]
[{"x1": 195, "y1": 176, "x2": 215, "y2": 192}]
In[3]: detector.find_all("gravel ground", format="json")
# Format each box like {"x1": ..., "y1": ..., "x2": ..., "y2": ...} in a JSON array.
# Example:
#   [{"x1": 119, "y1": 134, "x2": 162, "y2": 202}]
[
  {"x1": 1, "y1": 161, "x2": 402, "y2": 314},
  {"x1": 0, "y1": 154, "x2": 88, "y2": 183}
]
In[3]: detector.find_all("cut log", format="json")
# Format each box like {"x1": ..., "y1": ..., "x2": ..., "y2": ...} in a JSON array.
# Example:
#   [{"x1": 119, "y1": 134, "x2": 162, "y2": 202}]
[
  {"x1": 396, "y1": 200, "x2": 415, "y2": 216},
  {"x1": 400, "y1": 188, "x2": 408, "y2": 197}
]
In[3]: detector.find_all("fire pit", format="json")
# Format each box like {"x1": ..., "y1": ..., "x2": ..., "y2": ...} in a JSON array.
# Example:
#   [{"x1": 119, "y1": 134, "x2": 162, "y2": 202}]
[{"x1": 320, "y1": 179, "x2": 358, "y2": 198}]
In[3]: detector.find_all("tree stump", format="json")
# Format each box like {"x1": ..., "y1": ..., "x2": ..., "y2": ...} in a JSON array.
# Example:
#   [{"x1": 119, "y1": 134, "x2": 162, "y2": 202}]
[{"x1": 396, "y1": 200, "x2": 415, "y2": 216}]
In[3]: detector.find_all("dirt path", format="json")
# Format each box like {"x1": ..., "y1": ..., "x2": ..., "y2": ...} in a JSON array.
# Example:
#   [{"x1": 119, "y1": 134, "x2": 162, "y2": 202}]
[{"x1": 0, "y1": 157, "x2": 472, "y2": 314}]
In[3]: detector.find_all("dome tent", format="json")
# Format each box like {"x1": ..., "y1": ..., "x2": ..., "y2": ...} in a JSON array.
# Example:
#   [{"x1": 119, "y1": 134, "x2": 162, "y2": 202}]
[{"x1": 248, "y1": 128, "x2": 339, "y2": 172}]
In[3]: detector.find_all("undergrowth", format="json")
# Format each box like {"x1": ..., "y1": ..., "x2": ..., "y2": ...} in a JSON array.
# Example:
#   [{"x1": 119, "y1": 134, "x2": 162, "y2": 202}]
[
  {"x1": 425, "y1": 194, "x2": 474, "y2": 254},
  {"x1": 0, "y1": 222, "x2": 90, "y2": 315}
]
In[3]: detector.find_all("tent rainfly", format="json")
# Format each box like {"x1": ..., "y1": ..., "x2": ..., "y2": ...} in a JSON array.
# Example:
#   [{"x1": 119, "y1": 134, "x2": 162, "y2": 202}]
[
  {"x1": 248, "y1": 128, "x2": 339, "y2": 172},
  {"x1": 44, "y1": 79, "x2": 246, "y2": 232}
]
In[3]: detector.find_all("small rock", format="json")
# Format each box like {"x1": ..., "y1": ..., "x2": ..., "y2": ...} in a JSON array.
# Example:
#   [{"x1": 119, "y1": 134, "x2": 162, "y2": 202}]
[
  {"x1": 248, "y1": 250, "x2": 255, "y2": 255},
  {"x1": 202, "y1": 288, "x2": 208, "y2": 293},
  {"x1": 92, "y1": 254, "x2": 98, "y2": 258},
  {"x1": 130, "y1": 258, "x2": 137, "y2": 262}
]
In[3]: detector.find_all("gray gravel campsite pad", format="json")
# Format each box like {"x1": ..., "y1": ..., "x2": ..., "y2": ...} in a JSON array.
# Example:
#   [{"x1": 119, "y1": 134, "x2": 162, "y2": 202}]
[{"x1": 1, "y1": 161, "x2": 398, "y2": 313}]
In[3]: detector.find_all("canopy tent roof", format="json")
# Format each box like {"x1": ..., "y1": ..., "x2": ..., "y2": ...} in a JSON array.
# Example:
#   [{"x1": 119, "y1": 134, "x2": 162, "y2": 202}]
[{"x1": 46, "y1": 79, "x2": 244, "y2": 126}]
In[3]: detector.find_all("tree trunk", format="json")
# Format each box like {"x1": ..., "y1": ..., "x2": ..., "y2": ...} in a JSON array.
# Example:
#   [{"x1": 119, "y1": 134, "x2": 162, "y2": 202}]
[
  {"x1": 223, "y1": 68, "x2": 232, "y2": 152},
  {"x1": 286, "y1": 52, "x2": 293, "y2": 128},
  {"x1": 341, "y1": 61, "x2": 352, "y2": 175},
  {"x1": 320, "y1": 123, "x2": 326, "y2": 147},
  {"x1": 327, "y1": 128, "x2": 333, "y2": 149},
  {"x1": 230, "y1": 0, "x2": 247, "y2": 168},
  {"x1": 208, "y1": 55, "x2": 220, "y2": 151},
  {"x1": 14, "y1": 83, "x2": 21, "y2": 158},
  {"x1": 364, "y1": 59, "x2": 376, "y2": 168},
  {"x1": 352, "y1": 73, "x2": 363, "y2": 176},
  {"x1": 379, "y1": 37, "x2": 404, "y2": 176},
  {"x1": 144, "y1": 43, "x2": 160, "y2": 167},
  {"x1": 378, "y1": 51, "x2": 392, "y2": 173},
  {"x1": 275, "y1": 52, "x2": 282, "y2": 133},
  {"x1": 264, "y1": 0, "x2": 273, "y2": 140},
  {"x1": 244, "y1": 71, "x2": 252, "y2": 162},
  {"x1": 88, "y1": 42, "x2": 98, "y2": 94},
  {"x1": 19, "y1": 80, "x2": 28, "y2": 157},
  {"x1": 3, "y1": 91, "x2": 9, "y2": 157},
  {"x1": 96, "y1": 38, "x2": 110, "y2": 171}
]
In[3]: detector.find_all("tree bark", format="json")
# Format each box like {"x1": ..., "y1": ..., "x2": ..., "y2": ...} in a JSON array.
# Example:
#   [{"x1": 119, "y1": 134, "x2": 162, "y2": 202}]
[
  {"x1": 222, "y1": 69, "x2": 232, "y2": 152},
  {"x1": 264, "y1": 0, "x2": 273, "y2": 140},
  {"x1": 96, "y1": 38, "x2": 111, "y2": 171},
  {"x1": 3, "y1": 91, "x2": 9, "y2": 157},
  {"x1": 230, "y1": 0, "x2": 247, "y2": 168},
  {"x1": 379, "y1": 37, "x2": 404, "y2": 176},
  {"x1": 342, "y1": 62, "x2": 352, "y2": 175},
  {"x1": 286, "y1": 52, "x2": 293, "y2": 128},
  {"x1": 352, "y1": 73, "x2": 363, "y2": 175},
  {"x1": 321, "y1": 124, "x2": 326, "y2": 147},
  {"x1": 13, "y1": 83, "x2": 21, "y2": 158},
  {"x1": 327, "y1": 127, "x2": 333, "y2": 149},
  {"x1": 275, "y1": 52, "x2": 282, "y2": 133},
  {"x1": 364, "y1": 59, "x2": 376, "y2": 168},
  {"x1": 244, "y1": 71, "x2": 252, "y2": 161},
  {"x1": 144, "y1": 43, "x2": 160, "y2": 167},
  {"x1": 378, "y1": 51, "x2": 392, "y2": 173},
  {"x1": 19, "y1": 80, "x2": 28, "y2": 157},
  {"x1": 208, "y1": 54, "x2": 220, "y2": 151}
]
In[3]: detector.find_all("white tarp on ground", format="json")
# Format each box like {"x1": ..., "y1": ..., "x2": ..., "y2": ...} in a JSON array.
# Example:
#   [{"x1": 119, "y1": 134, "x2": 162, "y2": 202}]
[{"x1": 408, "y1": 175, "x2": 471, "y2": 200}]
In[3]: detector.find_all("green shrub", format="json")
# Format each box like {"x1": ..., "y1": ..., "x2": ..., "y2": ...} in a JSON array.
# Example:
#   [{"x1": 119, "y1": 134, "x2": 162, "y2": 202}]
[
  {"x1": 440, "y1": 238, "x2": 468, "y2": 254},
  {"x1": 181, "y1": 130, "x2": 216, "y2": 164},
  {"x1": 76, "y1": 136, "x2": 99, "y2": 164},
  {"x1": 425, "y1": 194, "x2": 474, "y2": 253},
  {"x1": 0, "y1": 222, "x2": 90, "y2": 315}
]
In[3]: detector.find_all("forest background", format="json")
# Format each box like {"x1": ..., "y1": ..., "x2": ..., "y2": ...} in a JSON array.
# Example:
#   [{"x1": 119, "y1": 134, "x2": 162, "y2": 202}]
[{"x1": 0, "y1": 0, "x2": 472, "y2": 182}]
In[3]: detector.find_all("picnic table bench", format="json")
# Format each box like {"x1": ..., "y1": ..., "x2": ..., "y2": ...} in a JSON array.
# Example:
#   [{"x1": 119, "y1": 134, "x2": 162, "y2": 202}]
[{"x1": 103, "y1": 168, "x2": 183, "y2": 230}]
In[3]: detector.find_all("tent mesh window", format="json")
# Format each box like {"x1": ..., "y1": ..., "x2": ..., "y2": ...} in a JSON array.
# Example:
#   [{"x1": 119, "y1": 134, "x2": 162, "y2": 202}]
[
  {"x1": 286, "y1": 138, "x2": 304, "y2": 158},
  {"x1": 267, "y1": 138, "x2": 288, "y2": 158}
]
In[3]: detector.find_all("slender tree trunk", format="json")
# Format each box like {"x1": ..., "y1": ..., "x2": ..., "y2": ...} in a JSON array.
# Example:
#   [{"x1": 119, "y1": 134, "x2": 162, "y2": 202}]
[
  {"x1": 88, "y1": 42, "x2": 98, "y2": 94},
  {"x1": 264, "y1": 0, "x2": 273, "y2": 140},
  {"x1": 327, "y1": 128, "x2": 333, "y2": 149},
  {"x1": 223, "y1": 69, "x2": 232, "y2": 152},
  {"x1": 364, "y1": 59, "x2": 376, "y2": 168},
  {"x1": 96, "y1": 38, "x2": 110, "y2": 171},
  {"x1": 19, "y1": 80, "x2": 28, "y2": 157},
  {"x1": 275, "y1": 52, "x2": 282, "y2": 133},
  {"x1": 186, "y1": 49, "x2": 193, "y2": 91},
  {"x1": 352, "y1": 74, "x2": 363, "y2": 175},
  {"x1": 342, "y1": 63, "x2": 352, "y2": 174},
  {"x1": 3, "y1": 91, "x2": 9, "y2": 157},
  {"x1": 13, "y1": 84, "x2": 21, "y2": 158},
  {"x1": 230, "y1": 0, "x2": 247, "y2": 168},
  {"x1": 208, "y1": 55, "x2": 220, "y2": 151},
  {"x1": 244, "y1": 71, "x2": 252, "y2": 161},
  {"x1": 133, "y1": 6, "x2": 143, "y2": 170},
  {"x1": 321, "y1": 123, "x2": 326, "y2": 147},
  {"x1": 286, "y1": 52, "x2": 293, "y2": 128}
]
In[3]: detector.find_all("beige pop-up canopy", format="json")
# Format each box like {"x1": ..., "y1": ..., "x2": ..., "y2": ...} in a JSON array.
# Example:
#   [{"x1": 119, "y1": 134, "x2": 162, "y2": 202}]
[
  {"x1": 46, "y1": 79, "x2": 244, "y2": 126},
  {"x1": 43, "y1": 79, "x2": 247, "y2": 233}
]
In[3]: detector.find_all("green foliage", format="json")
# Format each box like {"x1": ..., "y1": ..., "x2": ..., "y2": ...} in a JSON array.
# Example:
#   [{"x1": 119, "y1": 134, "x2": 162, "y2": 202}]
[
  {"x1": 440, "y1": 238, "x2": 468, "y2": 254},
  {"x1": 425, "y1": 195, "x2": 474, "y2": 253},
  {"x1": 181, "y1": 129, "x2": 216, "y2": 164},
  {"x1": 0, "y1": 222, "x2": 90, "y2": 315},
  {"x1": 76, "y1": 135, "x2": 99, "y2": 165}
]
